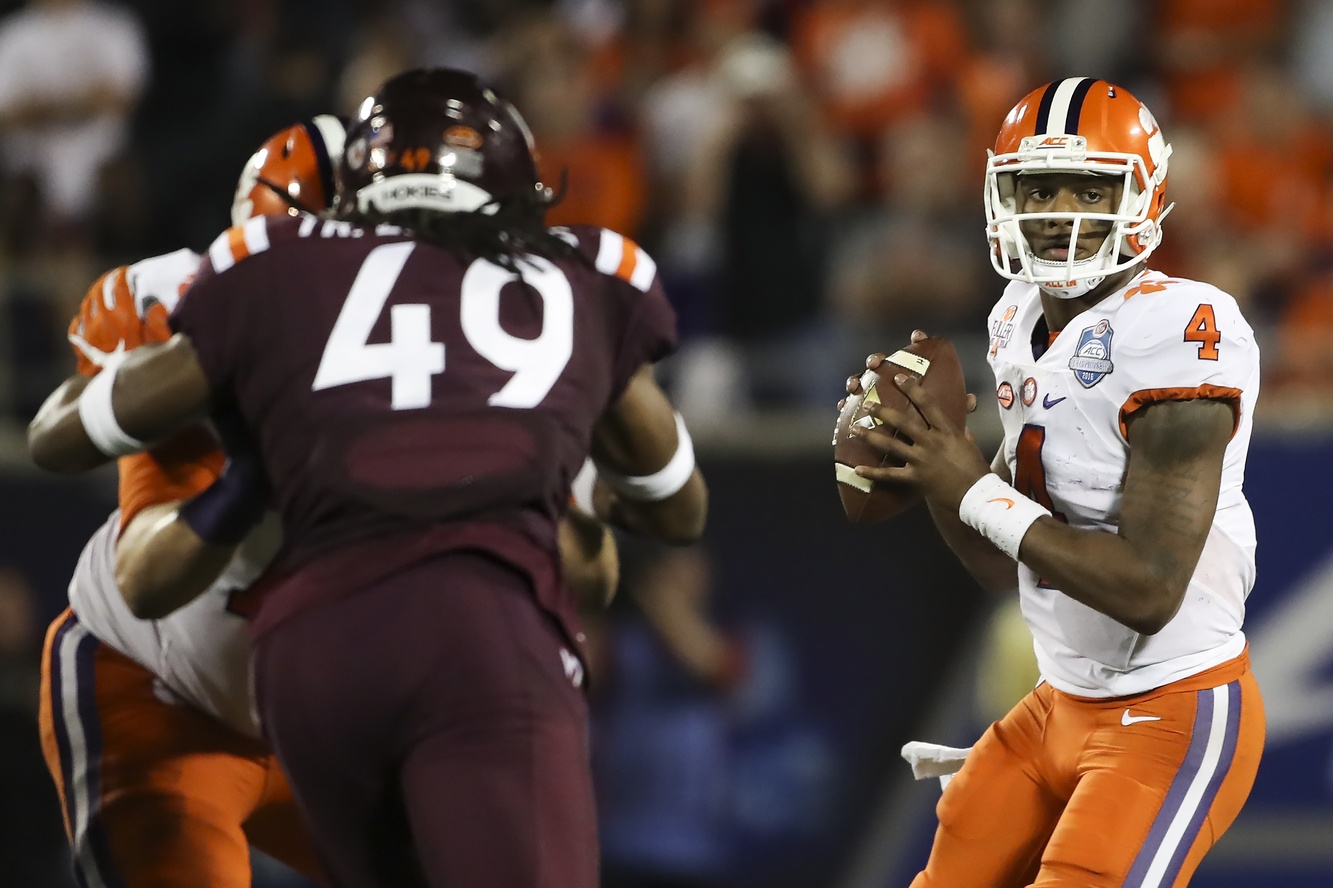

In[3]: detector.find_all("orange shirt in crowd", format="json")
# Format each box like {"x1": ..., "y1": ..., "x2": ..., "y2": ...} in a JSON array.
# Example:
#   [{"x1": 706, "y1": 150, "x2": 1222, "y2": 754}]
[
  {"x1": 538, "y1": 135, "x2": 647, "y2": 237},
  {"x1": 790, "y1": 0, "x2": 971, "y2": 140},
  {"x1": 956, "y1": 54, "x2": 1044, "y2": 179},
  {"x1": 1154, "y1": 0, "x2": 1286, "y2": 124},
  {"x1": 1215, "y1": 127, "x2": 1333, "y2": 243},
  {"x1": 1272, "y1": 269, "x2": 1333, "y2": 394}
]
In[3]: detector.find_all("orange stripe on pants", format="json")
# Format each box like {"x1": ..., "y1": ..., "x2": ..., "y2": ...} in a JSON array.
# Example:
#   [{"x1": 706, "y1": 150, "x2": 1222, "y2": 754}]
[
  {"x1": 911, "y1": 650, "x2": 1264, "y2": 888},
  {"x1": 38, "y1": 609, "x2": 77, "y2": 842},
  {"x1": 37, "y1": 608, "x2": 325, "y2": 887}
]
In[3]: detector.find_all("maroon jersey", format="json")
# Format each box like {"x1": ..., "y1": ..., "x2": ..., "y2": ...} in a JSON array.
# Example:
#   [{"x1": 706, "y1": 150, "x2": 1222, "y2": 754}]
[{"x1": 170, "y1": 214, "x2": 676, "y2": 641}]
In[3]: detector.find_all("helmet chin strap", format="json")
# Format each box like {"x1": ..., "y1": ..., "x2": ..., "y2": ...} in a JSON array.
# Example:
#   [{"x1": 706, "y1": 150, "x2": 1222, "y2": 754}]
[
  {"x1": 1039, "y1": 276, "x2": 1104, "y2": 299},
  {"x1": 1027, "y1": 237, "x2": 1115, "y2": 299}
]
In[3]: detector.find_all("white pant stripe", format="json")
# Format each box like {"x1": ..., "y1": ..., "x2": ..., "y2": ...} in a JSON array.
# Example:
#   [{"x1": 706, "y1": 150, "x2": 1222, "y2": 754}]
[
  {"x1": 1139, "y1": 685, "x2": 1231, "y2": 887},
  {"x1": 57, "y1": 622, "x2": 112, "y2": 888}
]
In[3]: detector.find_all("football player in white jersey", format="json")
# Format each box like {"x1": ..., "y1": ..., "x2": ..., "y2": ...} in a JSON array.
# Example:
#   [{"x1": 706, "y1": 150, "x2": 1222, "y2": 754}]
[
  {"x1": 846, "y1": 78, "x2": 1264, "y2": 887},
  {"x1": 27, "y1": 116, "x2": 348, "y2": 888}
]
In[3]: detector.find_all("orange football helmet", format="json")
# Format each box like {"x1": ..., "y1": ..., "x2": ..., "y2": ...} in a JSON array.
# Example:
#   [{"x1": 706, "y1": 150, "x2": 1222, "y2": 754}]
[
  {"x1": 231, "y1": 115, "x2": 347, "y2": 226},
  {"x1": 984, "y1": 77, "x2": 1173, "y2": 298}
]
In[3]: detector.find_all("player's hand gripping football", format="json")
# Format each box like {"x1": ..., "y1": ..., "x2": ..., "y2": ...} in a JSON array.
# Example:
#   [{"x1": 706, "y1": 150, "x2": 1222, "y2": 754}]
[
  {"x1": 836, "y1": 331, "x2": 980, "y2": 419},
  {"x1": 838, "y1": 331, "x2": 989, "y2": 513},
  {"x1": 66, "y1": 270, "x2": 171, "y2": 377}
]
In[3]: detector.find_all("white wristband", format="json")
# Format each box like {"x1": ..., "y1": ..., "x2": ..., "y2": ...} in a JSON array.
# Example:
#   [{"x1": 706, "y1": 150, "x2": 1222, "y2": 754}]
[
  {"x1": 570, "y1": 457, "x2": 597, "y2": 515},
  {"x1": 78, "y1": 361, "x2": 148, "y2": 458},
  {"x1": 597, "y1": 412, "x2": 695, "y2": 502},
  {"x1": 957, "y1": 474, "x2": 1050, "y2": 561}
]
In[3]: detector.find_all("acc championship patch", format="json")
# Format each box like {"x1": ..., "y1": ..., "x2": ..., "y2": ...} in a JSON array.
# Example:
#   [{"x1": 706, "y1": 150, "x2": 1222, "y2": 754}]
[{"x1": 1069, "y1": 319, "x2": 1114, "y2": 388}]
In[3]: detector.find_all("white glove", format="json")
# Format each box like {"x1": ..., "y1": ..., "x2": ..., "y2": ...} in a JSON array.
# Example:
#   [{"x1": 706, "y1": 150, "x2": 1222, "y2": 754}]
[{"x1": 901, "y1": 740, "x2": 973, "y2": 790}]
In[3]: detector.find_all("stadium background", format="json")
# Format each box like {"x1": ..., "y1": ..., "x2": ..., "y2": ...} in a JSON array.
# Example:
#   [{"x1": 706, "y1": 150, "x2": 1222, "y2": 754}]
[{"x1": 0, "y1": 0, "x2": 1331, "y2": 886}]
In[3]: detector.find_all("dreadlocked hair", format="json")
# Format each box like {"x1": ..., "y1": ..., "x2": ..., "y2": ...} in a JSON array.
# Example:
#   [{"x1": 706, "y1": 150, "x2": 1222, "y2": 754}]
[{"x1": 349, "y1": 182, "x2": 590, "y2": 274}]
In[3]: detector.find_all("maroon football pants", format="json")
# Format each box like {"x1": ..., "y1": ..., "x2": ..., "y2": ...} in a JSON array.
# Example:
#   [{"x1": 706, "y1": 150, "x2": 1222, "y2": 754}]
[{"x1": 254, "y1": 550, "x2": 597, "y2": 888}]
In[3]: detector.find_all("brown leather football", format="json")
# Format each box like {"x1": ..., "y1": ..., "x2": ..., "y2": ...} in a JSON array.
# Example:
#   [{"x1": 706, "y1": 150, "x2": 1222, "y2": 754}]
[{"x1": 833, "y1": 337, "x2": 969, "y2": 524}]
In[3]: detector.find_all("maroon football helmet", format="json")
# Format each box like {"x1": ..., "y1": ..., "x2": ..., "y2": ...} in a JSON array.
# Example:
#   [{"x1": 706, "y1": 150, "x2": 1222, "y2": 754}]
[{"x1": 335, "y1": 67, "x2": 551, "y2": 221}]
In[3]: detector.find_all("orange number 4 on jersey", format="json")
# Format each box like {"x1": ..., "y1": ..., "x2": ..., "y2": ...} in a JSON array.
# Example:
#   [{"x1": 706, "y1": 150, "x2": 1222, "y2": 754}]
[{"x1": 1184, "y1": 304, "x2": 1221, "y2": 361}]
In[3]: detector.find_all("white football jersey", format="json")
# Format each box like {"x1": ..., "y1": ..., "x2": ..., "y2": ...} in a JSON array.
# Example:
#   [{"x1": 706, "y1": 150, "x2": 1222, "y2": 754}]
[
  {"x1": 984, "y1": 269, "x2": 1260, "y2": 697},
  {"x1": 68, "y1": 510, "x2": 281, "y2": 738},
  {"x1": 123, "y1": 246, "x2": 199, "y2": 315}
]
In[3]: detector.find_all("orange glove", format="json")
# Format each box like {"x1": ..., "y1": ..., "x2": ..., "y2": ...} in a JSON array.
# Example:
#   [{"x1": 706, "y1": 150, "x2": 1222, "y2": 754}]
[{"x1": 66, "y1": 267, "x2": 172, "y2": 377}]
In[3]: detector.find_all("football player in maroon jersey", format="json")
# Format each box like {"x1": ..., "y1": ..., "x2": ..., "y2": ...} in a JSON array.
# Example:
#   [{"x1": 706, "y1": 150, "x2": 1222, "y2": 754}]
[{"x1": 29, "y1": 67, "x2": 706, "y2": 888}]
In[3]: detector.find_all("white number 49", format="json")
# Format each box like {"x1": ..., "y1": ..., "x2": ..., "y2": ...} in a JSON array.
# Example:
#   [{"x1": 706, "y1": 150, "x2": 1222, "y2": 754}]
[{"x1": 312, "y1": 242, "x2": 574, "y2": 409}]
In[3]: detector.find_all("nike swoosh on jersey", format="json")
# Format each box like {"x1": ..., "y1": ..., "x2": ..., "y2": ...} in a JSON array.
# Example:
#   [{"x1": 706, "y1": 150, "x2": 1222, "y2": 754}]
[
  {"x1": 1042, "y1": 394, "x2": 1067, "y2": 408},
  {"x1": 1121, "y1": 709, "x2": 1162, "y2": 726},
  {"x1": 68, "y1": 334, "x2": 127, "y2": 369}
]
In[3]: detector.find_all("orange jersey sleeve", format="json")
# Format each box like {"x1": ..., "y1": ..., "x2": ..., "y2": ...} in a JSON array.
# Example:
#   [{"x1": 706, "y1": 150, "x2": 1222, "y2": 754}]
[
  {"x1": 65, "y1": 265, "x2": 224, "y2": 527},
  {"x1": 117, "y1": 427, "x2": 226, "y2": 528}
]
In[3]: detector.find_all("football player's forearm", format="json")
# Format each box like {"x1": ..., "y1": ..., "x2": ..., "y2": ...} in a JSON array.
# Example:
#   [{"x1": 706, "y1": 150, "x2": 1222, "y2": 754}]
[
  {"x1": 589, "y1": 365, "x2": 707, "y2": 544},
  {"x1": 28, "y1": 375, "x2": 108, "y2": 473},
  {"x1": 942, "y1": 504, "x2": 1185, "y2": 631},
  {"x1": 603, "y1": 470, "x2": 707, "y2": 546},
  {"x1": 559, "y1": 511, "x2": 620, "y2": 612},
  {"x1": 928, "y1": 441, "x2": 1019, "y2": 595},
  {"x1": 116, "y1": 502, "x2": 234, "y2": 620},
  {"x1": 110, "y1": 335, "x2": 213, "y2": 440},
  {"x1": 29, "y1": 336, "x2": 213, "y2": 474},
  {"x1": 1016, "y1": 520, "x2": 1186, "y2": 636},
  {"x1": 632, "y1": 582, "x2": 740, "y2": 687},
  {"x1": 927, "y1": 499, "x2": 1019, "y2": 595}
]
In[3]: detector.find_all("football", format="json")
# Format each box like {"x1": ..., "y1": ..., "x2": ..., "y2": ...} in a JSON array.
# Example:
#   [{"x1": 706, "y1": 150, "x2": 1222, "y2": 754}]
[{"x1": 833, "y1": 337, "x2": 969, "y2": 524}]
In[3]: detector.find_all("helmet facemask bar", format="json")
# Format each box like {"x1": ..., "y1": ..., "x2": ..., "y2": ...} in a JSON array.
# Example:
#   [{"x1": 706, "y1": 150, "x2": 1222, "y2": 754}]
[{"x1": 984, "y1": 146, "x2": 1170, "y2": 293}]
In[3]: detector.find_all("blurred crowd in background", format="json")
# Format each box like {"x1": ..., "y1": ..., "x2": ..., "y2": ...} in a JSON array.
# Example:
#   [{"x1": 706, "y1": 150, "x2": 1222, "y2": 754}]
[
  {"x1": 4, "y1": 0, "x2": 1333, "y2": 428},
  {"x1": 2, "y1": 1, "x2": 1333, "y2": 886}
]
